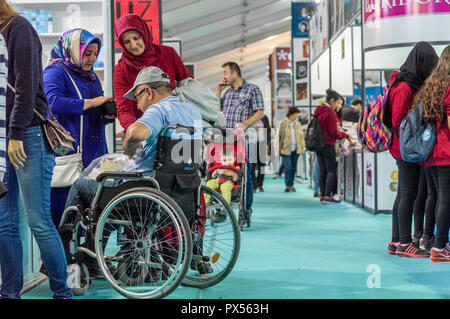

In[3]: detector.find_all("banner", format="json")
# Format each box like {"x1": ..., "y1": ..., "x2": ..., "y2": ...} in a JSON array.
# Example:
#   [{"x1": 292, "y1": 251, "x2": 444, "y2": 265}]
[
  {"x1": 363, "y1": 0, "x2": 450, "y2": 51},
  {"x1": 291, "y1": 2, "x2": 316, "y2": 38},
  {"x1": 309, "y1": 0, "x2": 328, "y2": 61},
  {"x1": 115, "y1": 0, "x2": 161, "y2": 49}
]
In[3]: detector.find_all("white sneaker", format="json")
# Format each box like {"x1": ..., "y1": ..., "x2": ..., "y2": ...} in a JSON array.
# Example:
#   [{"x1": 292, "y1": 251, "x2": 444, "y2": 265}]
[{"x1": 332, "y1": 194, "x2": 341, "y2": 202}]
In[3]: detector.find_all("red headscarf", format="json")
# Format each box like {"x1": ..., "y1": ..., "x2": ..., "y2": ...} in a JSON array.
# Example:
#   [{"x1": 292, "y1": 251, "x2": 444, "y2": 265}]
[{"x1": 115, "y1": 14, "x2": 158, "y2": 73}]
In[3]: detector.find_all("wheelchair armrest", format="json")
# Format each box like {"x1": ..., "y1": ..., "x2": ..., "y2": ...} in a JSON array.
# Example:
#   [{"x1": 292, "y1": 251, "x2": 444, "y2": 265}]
[{"x1": 95, "y1": 171, "x2": 143, "y2": 182}]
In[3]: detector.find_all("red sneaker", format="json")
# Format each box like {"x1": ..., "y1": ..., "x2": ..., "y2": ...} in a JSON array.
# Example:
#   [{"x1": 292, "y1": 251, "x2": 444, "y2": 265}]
[
  {"x1": 395, "y1": 242, "x2": 430, "y2": 258},
  {"x1": 387, "y1": 241, "x2": 399, "y2": 255},
  {"x1": 430, "y1": 246, "x2": 450, "y2": 263}
]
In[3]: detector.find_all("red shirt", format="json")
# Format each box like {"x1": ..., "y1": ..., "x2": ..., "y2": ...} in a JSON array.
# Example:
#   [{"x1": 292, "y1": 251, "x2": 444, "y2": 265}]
[
  {"x1": 425, "y1": 86, "x2": 450, "y2": 167},
  {"x1": 314, "y1": 104, "x2": 349, "y2": 145},
  {"x1": 389, "y1": 71, "x2": 416, "y2": 159},
  {"x1": 113, "y1": 44, "x2": 193, "y2": 130}
]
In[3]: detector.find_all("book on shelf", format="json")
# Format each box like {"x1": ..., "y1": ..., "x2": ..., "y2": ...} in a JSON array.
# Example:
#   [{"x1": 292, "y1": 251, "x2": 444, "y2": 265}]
[{"x1": 20, "y1": 9, "x2": 53, "y2": 34}]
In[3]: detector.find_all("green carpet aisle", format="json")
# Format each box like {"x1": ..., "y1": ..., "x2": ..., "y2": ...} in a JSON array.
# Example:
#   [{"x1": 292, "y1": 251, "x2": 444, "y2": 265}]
[{"x1": 23, "y1": 177, "x2": 450, "y2": 299}]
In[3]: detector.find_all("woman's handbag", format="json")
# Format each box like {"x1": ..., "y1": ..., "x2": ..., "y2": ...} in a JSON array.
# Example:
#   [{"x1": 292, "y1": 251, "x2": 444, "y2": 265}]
[{"x1": 50, "y1": 68, "x2": 85, "y2": 188}]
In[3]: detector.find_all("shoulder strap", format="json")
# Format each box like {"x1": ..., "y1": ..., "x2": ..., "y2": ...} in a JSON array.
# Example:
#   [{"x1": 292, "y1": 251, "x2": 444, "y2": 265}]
[
  {"x1": 62, "y1": 66, "x2": 83, "y2": 154},
  {"x1": 1, "y1": 17, "x2": 14, "y2": 33}
]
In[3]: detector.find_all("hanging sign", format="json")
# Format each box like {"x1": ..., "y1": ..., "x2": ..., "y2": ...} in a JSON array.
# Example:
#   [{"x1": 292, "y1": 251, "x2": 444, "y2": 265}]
[{"x1": 115, "y1": 0, "x2": 161, "y2": 48}]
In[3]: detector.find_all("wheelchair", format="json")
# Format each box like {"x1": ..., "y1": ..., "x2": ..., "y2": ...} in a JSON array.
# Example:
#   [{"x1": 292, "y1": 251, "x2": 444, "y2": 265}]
[{"x1": 58, "y1": 125, "x2": 241, "y2": 299}]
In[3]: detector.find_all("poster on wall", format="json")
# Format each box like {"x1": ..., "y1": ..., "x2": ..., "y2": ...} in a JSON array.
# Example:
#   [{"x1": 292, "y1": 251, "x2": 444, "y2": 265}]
[
  {"x1": 276, "y1": 72, "x2": 292, "y2": 97},
  {"x1": 309, "y1": 0, "x2": 328, "y2": 62},
  {"x1": 363, "y1": 0, "x2": 450, "y2": 51},
  {"x1": 115, "y1": 0, "x2": 161, "y2": 49},
  {"x1": 330, "y1": 0, "x2": 345, "y2": 40},
  {"x1": 296, "y1": 82, "x2": 308, "y2": 101},
  {"x1": 377, "y1": 152, "x2": 398, "y2": 211},
  {"x1": 344, "y1": 0, "x2": 361, "y2": 24},
  {"x1": 363, "y1": 152, "x2": 375, "y2": 210},
  {"x1": 292, "y1": 2, "x2": 316, "y2": 38},
  {"x1": 296, "y1": 61, "x2": 308, "y2": 80}
]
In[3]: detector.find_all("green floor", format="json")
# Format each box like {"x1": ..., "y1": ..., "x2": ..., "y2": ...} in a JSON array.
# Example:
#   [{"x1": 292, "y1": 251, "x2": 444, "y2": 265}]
[{"x1": 23, "y1": 177, "x2": 450, "y2": 299}]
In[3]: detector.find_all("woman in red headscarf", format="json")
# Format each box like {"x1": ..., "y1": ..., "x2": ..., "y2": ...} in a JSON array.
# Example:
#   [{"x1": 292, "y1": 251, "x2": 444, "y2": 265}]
[{"x1": 114, "y1": 14, "x2": 193, "y2": 130}]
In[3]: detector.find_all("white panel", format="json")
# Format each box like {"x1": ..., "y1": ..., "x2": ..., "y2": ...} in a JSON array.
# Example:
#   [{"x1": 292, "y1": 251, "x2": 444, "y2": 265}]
[
  {"x1": 331, "y1": 27, "x2": 353, "y2": 96},
  {"x1": 363, "y1": 14, "x2": 450, "y2": 51},
  {"x1": 352, "y1": 25, "x2": 362, "y2": 70},
  {"x1": 365, "y1": 45, "x2": 448, "y2": 70},
  {"x1": 311, "y1": 49, "x2": 330, "y2": 96}
]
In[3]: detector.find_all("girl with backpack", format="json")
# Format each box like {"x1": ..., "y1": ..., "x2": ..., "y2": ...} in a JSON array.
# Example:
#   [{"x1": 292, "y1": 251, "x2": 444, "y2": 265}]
[
  {"x1": 314, "y1": 89, "x2": 354, "y2": 204},
  {"x1": 416, "y1": 45, "x2": 450, "y2": 262},
  {"x1": 387, "y1": 42, "x2": 438, "y2": 258}
]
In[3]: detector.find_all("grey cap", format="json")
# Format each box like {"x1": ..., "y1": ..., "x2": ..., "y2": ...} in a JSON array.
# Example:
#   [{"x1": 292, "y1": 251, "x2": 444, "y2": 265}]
[{"x1": 123, "y1": 66, "x2": 171, "y2": 100}]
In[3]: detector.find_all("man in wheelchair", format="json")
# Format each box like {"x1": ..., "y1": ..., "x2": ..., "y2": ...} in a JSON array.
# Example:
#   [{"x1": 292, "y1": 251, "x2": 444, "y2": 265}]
[{"x1": 62, "y1": 67, "x2": 211, "y2": 277}]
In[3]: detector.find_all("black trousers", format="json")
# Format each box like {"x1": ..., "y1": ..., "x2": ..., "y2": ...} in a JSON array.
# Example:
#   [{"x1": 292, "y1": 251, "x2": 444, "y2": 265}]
[
  {"x1": 316, "y1": 144, "x2": 337, "y2": 197},
  {"x1": 392, "y1": 158, "x2": 421, "y2": 244},
  {"x1": 430, "y1": 166, "x2": 450, "y2": 249},
  {"x1": 413, "y1": 167, "x2": 437, "y2": 239}
]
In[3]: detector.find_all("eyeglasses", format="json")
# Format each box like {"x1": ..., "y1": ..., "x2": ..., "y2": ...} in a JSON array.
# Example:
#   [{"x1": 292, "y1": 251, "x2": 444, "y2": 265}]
[{"x1": 134, "y1": 87, "x2": 148, "y2": 100}]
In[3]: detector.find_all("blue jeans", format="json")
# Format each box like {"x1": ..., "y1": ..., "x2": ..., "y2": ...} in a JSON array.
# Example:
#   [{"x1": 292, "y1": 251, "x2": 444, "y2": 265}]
[
  {"x1": 282, "y1": 151, "x2": 299, "y2": 187},
  {"x1": 0, "y1": 126, "x2": 72, "y2": 299},
  {"x1": 313, "y1": 156, "x2": 320, "y2": 193}
]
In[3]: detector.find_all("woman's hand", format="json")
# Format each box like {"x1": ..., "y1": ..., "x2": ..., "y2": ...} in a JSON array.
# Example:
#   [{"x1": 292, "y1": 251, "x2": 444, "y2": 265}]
[
  {"x1": 84, "y1": 96, "x2": 113, "y2": 110},
  {"x1": 8, "y1": 139, "x2": 27, "y2": 169}
]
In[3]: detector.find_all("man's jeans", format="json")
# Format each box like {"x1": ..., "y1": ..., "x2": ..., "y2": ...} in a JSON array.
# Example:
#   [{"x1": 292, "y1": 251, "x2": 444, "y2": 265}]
[{"x1": 0, "y1": 126, "x2": 72, "y2": 299}]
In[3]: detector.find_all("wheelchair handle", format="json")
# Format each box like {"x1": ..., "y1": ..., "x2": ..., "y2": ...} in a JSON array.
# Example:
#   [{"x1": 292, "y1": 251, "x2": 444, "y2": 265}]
[
  {"x1": 95, "y1": 171, "x2": 143, "y2": 182},
  {"x1": 160, "y1": 124, "x2": 195, "y2": 136}
]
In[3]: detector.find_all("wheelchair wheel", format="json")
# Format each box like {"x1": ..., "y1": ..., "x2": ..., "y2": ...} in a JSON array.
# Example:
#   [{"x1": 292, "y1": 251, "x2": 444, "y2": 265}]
[
  {"x1": 95, "y1": 187, "x2": 192, "y2": 299},
  {"x1": 182, "y1": 185, "x2": 240, "y2": 289}
]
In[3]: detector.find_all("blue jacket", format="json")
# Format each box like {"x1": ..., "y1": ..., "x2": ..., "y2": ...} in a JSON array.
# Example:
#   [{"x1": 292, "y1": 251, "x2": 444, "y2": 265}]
[{"x1": 43, "y1": 63, "x2": 108, "y2": 167}]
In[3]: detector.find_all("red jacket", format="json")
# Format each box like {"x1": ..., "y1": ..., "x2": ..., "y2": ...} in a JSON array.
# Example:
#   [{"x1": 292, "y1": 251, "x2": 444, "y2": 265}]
[
  {"x1": 425, "y1": 85, "x2": 450, "y2": 167},
  {"x1": 314, "y1": 104, "x2": 349, "y2": 145},
  {"x1": 113, "y1": 44, "x2": 193, "y2": 130},
  {"x1": 389, "y1": 71, "x2": 416, "y2": 160}
]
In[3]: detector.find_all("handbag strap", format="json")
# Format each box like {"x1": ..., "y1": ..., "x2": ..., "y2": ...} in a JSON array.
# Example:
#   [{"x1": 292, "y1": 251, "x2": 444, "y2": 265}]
[{"x1": 62, "y1": 67, "x2": 83, "y2": 154}]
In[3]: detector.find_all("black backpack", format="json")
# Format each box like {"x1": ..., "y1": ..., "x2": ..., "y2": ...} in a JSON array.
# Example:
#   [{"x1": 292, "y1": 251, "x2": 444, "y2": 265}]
[{"x1": 305, "y1": 115, "x2": 325, "y2": 151}]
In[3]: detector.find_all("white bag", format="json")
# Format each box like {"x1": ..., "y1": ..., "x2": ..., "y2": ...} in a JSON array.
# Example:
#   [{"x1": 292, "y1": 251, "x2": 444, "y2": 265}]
[
  {"x1": 51, "y1": 153, "x2": 84, "y2": 188},
  {"x1": 51, "y1": 68, "x2": 84, "y2": 188}
]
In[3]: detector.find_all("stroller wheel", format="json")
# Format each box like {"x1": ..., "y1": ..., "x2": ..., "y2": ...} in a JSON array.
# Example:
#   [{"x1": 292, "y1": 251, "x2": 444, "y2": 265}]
[{"x1": 69, "y1": 262, "x2": 90, "y2": 296}]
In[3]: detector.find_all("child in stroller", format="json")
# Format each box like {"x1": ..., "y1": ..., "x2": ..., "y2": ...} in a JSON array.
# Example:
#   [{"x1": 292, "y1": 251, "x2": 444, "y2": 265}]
[{"x1": 205, "y1": 146, "x2": 240, "y2": 204}]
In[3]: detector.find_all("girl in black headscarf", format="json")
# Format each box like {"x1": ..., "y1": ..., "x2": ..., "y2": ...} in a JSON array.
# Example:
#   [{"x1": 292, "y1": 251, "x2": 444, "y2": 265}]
[{"x1": 387, "y1": 41, "x2": 439, "y2": 258}]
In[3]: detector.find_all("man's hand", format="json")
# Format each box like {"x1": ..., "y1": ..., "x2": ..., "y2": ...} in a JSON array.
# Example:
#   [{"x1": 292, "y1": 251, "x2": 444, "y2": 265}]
[
  {"x1": 216, "y1": 78, "x2": 227, "y2": 99},
  {"x1": 122, "y1": 122, "x2": 150, "y2": 159},
  {"x1": 8, "y1": 139, "x2": 27, "y2": 169},
  {"x1": 235, "y1": 122, "x2": 248, "y2": 132}
]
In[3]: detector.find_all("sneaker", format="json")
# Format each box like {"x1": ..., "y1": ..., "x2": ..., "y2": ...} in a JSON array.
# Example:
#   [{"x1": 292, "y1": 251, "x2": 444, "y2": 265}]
[
  {"x1": 395, "y1": 242, "x2": 430, "y2": 258},
  {"x1": 419, "y1": 236, "x2": 434, "y2": 252},
  {"x1": 289, "y1": 186, "x2": 296, "y2": 192},
  {"x1": 412, "y1": 235, "x2": 421, "y2": 247},
  {"x1": 387, "y1": 241, "x2": 400, "y2": 255},
  {"x1": 322, "y1": 196, "x2": 341, "y2": 204},
  {"x1": 319, "y1": 196, "x2": 328, "y2": 204},
  {"x1": 258, "y1": 186, "x2": 264, "y2": 192},
  {"x1": 430, "y1": 246, "x2": 450, "y2": 263},
  {"x1": 284, "y1": 187, "x2": 291, "y2": 192}
]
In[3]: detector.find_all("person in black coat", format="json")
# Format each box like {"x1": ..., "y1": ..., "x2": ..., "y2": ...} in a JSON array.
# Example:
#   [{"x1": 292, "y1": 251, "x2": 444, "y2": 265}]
[{"x1": 252, "y1": 115, "x2": 271, "y2": 192}]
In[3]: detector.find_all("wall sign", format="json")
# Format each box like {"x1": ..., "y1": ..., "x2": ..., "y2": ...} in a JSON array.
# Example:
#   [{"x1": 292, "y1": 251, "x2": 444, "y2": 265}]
[{"x1": 115, "y1": 0, "x2": 161, "y2": 48}]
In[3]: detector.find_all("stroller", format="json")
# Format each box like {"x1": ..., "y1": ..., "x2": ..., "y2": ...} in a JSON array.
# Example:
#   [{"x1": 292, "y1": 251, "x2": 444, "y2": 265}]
[{"x1": 203, "y1": 128, "x2": 251, "y2": 230}]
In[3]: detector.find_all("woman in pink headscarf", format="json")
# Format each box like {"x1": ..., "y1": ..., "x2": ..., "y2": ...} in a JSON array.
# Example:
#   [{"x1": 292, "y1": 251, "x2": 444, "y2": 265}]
[{"x1": 114, "y1": 14, "x2": 193, "y2": 130}]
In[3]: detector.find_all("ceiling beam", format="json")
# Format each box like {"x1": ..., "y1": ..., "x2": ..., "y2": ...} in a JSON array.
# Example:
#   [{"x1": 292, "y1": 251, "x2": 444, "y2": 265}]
[
  {"x1": 183, "y1": 23, "x2": 291, "y2": 62},
  {"x1": 163, "y1": 0, "x2": 287, "y2": 37},
  {"x1": 182, "y1": 7, "x2": 291, "y2": 51},
  {"x1": 162, "y1": 0, "x2": 203, "y2": 13}
]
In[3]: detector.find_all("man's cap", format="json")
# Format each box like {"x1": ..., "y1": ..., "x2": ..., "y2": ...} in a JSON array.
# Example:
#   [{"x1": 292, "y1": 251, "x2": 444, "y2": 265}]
[{"x1": 123, "y1": 66, "x2": 171, "y2": 100}]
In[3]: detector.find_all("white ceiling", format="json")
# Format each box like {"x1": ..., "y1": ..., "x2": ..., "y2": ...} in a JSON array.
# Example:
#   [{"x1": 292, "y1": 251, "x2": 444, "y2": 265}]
[{"x1": 161, "y1": 0, "x2": 293, "y2": 89}]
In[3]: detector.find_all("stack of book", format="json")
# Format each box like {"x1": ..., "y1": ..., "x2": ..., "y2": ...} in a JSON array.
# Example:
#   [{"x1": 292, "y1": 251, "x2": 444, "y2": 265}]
[{"x1": 20, "y1": 9, "x2": 53, "y2": 34}]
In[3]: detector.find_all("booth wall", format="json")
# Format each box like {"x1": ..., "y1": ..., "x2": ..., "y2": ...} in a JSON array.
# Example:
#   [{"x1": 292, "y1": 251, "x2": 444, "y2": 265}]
[
  {"x1": 331, "y1": 27, "x2": 353, "y2": 96},
  {"x1": 311, "y1": 49, "x2": 330, "y2": 96}
]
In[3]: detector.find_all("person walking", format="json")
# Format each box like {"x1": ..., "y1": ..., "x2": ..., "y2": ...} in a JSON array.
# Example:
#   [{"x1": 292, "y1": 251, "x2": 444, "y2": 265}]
[
  {"x1": 418, "y1": 45, "x2": 450, "y2": 262},
  {"x1": 386, "y1": 42, "x2": 438, "y2": 258},
  {"x1": 114, "y1": 14, "x2": 193, "y2": 131},
  {"x1": 44, "y1": 28, "x2": 115, "y2": 226},
  {"x1": 216, "y1": 61, "x2": 264, "y2": 216},
  {"x1": 0, "y1": 3, "x2": 72, "y2": 299},
  {"x1": 276, "y1": 107, "x2": 305, "y2": 192},
  {"x1": 314, "y1": 89, "x2": 354, "y2": 204}
]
